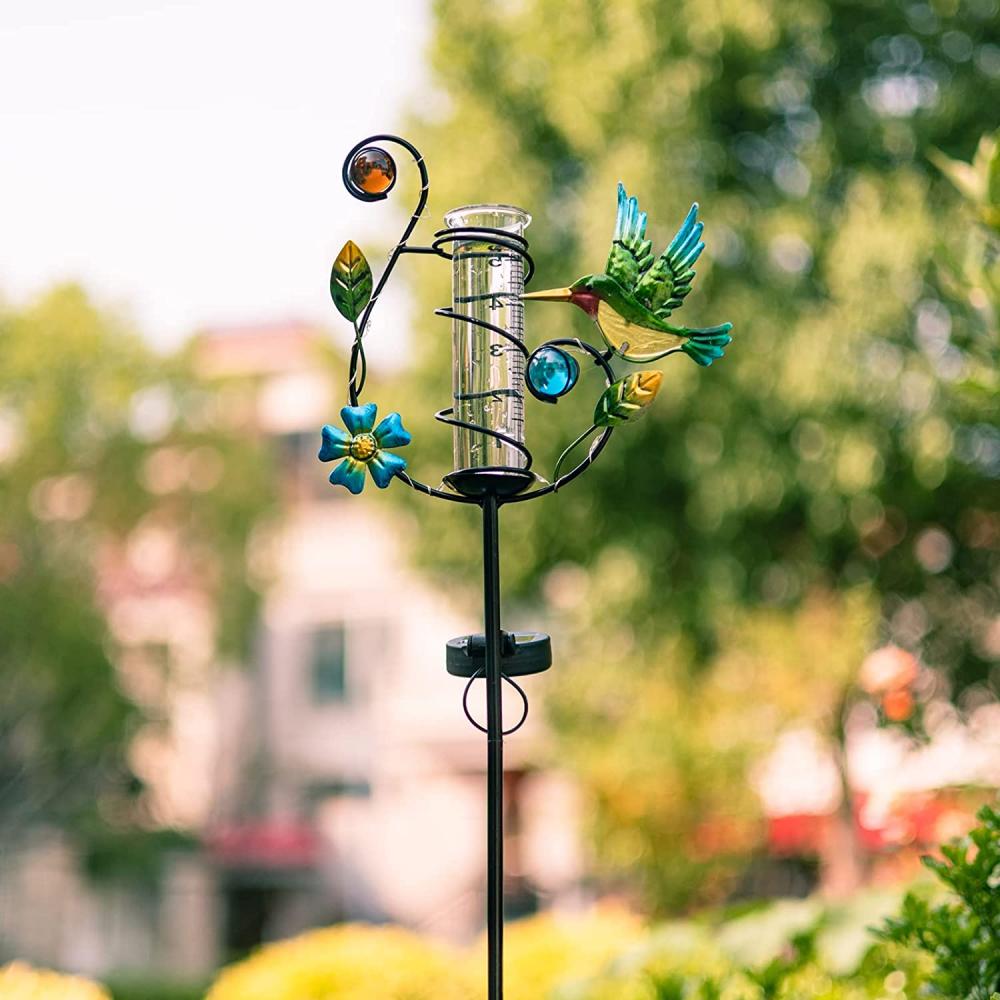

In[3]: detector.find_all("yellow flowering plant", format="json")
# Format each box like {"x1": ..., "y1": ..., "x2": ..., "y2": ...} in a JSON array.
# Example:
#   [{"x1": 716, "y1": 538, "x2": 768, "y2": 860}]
[
  {"x1": 206, "y1": 924, "x2": 474, "y2": 1000},
  {"x1": 475, "y1": 909, "x2": 643, "y2": 1000},
  {"x1": 0, "y1": 963, "x2": 110, "y2": 1000},
  {"x1": 206, "y1": 911, "x2": 642, "y2": 1000}
]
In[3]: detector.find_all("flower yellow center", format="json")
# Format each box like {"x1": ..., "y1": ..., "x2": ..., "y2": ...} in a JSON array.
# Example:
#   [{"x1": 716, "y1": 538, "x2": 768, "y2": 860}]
[{"x1": 349, "y1": 433, "x2": 378, "y2": 462}]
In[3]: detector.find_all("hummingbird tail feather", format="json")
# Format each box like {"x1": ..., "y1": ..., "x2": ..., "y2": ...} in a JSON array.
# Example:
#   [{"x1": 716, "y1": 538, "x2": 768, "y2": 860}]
[{"x1": 682, "y1": 323, "x2": 733, "y2": 366}]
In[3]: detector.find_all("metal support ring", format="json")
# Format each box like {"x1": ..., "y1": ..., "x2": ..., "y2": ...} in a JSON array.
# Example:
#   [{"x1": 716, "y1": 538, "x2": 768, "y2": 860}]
[{"x1": 461, "y1": 669, "x2": 530, "y2": 736}]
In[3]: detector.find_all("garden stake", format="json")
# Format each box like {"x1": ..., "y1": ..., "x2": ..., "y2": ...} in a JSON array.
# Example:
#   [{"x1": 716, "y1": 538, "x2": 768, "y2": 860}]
[{"x1": 322, "y1": 134, "x2": 734, "y2": 1000}]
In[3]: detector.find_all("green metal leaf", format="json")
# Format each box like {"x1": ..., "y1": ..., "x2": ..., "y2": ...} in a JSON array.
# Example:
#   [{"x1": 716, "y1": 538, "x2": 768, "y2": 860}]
[
  {"x1": 330, "y1": 240, "x2": 373, "y2": 323},
  {"x1": 593, "y1": 370, "x2": 663, "y2": 427}
]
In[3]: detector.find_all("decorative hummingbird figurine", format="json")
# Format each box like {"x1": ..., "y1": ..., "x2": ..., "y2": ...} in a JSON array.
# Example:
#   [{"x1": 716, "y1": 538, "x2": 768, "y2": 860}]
[{"x1": 522, "y1": 184, "x2": 733, "y2": 365}]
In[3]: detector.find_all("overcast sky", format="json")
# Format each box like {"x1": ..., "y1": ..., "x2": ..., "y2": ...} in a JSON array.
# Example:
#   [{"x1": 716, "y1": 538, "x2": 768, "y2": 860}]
[{"x1": 0, "y1": 1, "x2": 430, "y2": 353}]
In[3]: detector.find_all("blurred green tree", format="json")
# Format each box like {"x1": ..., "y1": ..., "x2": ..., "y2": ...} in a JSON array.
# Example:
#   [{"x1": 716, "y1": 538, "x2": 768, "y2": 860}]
[
  {"x1": 0, "y1": 286, "x2": 275, "y2": 855},
  {"x1": 390, "y1": 0, "x2": 1000, "y2": 909}
]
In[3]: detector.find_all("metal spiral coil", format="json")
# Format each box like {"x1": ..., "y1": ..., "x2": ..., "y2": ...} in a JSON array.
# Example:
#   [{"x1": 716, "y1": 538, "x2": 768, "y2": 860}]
[{"x1": 428, "y1": 224, "x2": 536, "y2": 475}]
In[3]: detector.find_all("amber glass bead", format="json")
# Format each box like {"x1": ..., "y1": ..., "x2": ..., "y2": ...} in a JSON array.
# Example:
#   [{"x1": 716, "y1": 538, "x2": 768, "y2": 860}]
[{"x1": 349, "y1": 147, "x2": 396, "y2": 195}]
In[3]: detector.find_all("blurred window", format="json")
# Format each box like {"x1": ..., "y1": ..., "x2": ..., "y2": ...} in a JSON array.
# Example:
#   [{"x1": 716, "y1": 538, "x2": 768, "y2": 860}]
[
  {"x1": 305, "y1": 779, "x2": 371, "y2": 803},
  {"x1": 311, "y1": 625, "x2": 347, "y2": 702},
  {"x1": 278, "y1": 429, "x2": 313, "y2": 467}
]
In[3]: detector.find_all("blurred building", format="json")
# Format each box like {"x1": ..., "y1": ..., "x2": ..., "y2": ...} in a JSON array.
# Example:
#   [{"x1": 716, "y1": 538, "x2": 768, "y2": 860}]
[
  {"x1": 0, "y1": 321, "x2": 582, "y2": 981},
  {"x1": 195, "y1": 321, "x2": 582, "y2": 960},
  {"x1": 7, "y1": 323, "x2": 995, "y2": 981}
]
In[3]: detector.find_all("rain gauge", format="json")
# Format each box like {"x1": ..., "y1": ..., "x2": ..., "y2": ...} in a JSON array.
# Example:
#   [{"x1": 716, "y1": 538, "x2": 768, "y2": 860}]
[{"x1": 444, "y1": 205, "x2": 531, "y2": 491}]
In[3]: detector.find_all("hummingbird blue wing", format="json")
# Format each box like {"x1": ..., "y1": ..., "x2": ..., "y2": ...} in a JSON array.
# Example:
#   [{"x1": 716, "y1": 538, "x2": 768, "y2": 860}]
[
  {"x1": 604, "y1": 183, "x2": 654, "y2": 291},
  {"x1": 634, "y1": 202, "x2": 706, "y2": 317}
]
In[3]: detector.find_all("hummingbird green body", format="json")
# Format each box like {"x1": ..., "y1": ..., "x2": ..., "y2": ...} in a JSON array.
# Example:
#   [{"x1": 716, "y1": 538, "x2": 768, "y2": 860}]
[{"x1": 523, "y1": 184, "x2": 733, "y2": 365}]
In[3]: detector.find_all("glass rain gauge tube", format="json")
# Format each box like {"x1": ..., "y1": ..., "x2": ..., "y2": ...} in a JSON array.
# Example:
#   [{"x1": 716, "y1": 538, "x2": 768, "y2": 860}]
[{"x1": 445, "y1": 204, "x2": 531, "y2": 479}]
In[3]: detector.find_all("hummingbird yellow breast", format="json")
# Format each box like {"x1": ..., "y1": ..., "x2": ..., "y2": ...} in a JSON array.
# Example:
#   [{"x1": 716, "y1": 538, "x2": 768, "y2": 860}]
[{"x1": 596, "y1": 300, "x2": 686, "y2": 362}]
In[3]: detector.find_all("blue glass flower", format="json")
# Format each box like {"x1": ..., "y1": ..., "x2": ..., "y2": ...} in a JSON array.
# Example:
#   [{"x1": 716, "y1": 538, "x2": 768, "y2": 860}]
[{"x1": 319, "y1": 403, "x2": 411, "y2": 494}]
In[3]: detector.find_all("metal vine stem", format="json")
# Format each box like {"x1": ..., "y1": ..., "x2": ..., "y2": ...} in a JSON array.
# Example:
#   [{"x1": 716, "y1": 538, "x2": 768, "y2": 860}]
[{"x1": 340, "y1": 133, "x2": 617, "y2": 1000}]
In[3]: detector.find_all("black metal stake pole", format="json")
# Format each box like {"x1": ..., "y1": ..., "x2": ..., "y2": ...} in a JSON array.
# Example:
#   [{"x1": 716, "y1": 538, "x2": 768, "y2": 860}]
[{"x1": 482, "y1": 492, "x2": 504, "y2": 1000}]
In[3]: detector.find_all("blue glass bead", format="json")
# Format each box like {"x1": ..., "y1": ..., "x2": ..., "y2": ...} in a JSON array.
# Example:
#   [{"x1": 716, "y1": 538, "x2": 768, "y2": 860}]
[{"x1": 527, "y1": 346, "x2": 579, "y2": 399}]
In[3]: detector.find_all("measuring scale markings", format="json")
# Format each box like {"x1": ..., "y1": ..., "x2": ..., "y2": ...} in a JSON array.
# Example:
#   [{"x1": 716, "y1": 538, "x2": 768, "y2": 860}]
[
  {"x1": 508, "y1": 246, "x2": 525, "y2": 450},
  {"x1": 453, "y1": 245, "x2": 525, "y2": 462}
]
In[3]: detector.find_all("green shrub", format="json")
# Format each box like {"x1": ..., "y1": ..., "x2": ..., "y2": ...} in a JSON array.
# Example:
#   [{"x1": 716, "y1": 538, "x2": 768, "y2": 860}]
[
  {"x1": 105, "y1": 976, "x2": 207, "y2": 1000},
  {"x1": 571, "y1": 893, "x2": 917, "y2": 1000},
  {"x1": 880, "y1": 804, "x2": 1000, "y2": 1000}
]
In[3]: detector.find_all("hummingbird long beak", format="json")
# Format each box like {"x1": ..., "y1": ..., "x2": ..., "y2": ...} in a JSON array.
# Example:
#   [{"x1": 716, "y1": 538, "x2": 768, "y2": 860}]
[{"x1": 521, "y1": 286, "x2": 574, "y2": 302}]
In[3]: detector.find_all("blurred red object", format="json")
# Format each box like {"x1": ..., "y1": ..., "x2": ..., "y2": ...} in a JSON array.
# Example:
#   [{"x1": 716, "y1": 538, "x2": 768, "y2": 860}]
[
  {"x1": 882, "y1": 688, "x2": 915, "y2": 721},
  {"x1": 768, "y1": 812, "x2": 831, "y2": 855},
  {"x1": 206, "y1": 822, "x2": 320, "y2": 868},
  {"x1": 767, "y1": 792, "x2": 977, "y2": 857}
]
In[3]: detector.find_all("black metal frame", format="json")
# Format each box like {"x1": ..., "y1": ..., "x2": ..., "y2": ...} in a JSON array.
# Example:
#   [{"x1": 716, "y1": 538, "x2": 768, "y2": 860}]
[{"x1": 340, "y1": 134, "x2": 618, "y2": 1000}]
